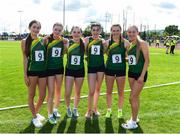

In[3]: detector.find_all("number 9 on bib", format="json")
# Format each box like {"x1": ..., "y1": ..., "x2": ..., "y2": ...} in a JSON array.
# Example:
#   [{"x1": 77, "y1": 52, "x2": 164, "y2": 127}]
[
  {"x1": 128, "y1": 55, "x2": 136, "y2": 65},
  {"x1": 112, "y1": 54, "x2": 122, "y2": 63},
  {"x1": 71, "y1": 55, "x2": 80, "y2": 65},
  {"x1": 35, "y1": 51, "x2": 44, "y2": 61}
]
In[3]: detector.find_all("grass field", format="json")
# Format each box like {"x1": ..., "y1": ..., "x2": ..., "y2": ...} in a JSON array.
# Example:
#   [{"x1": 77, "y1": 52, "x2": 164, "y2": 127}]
[{"x1": 0, "y1": 41, "x2": 180, "y2": 133}]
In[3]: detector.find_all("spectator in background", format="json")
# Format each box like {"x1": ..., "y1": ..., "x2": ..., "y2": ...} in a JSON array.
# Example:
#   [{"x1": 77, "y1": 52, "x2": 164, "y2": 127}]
[{"x1": 170, "y1": 37, "x2": 177, "y2": 54}]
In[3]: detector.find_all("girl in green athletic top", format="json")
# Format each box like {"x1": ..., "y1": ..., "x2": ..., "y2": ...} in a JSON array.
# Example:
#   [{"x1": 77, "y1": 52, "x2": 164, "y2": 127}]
[
  {"x1": 105, "y1": 24, "x2": 130, "y2": 118},
  {"x1": 122, "y1": 25, "x2": 150, "y2": 129},
  {"x1": 84, "y1": 23, "x2": 106, "y2": 118},
  {"x1": 65, "y1": 26, "x2": 85, "y2": 118},
  {"x1": 45, "y1": 23, "x2": 68, "y2": 124},
  {"x1": 21, "y1": 20, "x2": 46, "y2": 128}
]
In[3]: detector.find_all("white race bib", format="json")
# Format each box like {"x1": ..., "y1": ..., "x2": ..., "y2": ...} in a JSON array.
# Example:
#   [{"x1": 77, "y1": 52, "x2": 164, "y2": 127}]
[
  {"x1": 52, "y1": 47, "x2": 61, "y2": 57},
  {"x1": 35, "y1": 51, "x2": 44, "y2": 61},
  {"x1": 71, "y1": 55, "x2": 80, "y2": 65},
  {"x1": 112, "y1": 54, "x2": 122, "y2": 63},
  {"x1": 91, "y1": 45, "x2": 100, "y2": 55},
  {"x1": 128, "y1": 55, "x2": 136, "y2": 65}
]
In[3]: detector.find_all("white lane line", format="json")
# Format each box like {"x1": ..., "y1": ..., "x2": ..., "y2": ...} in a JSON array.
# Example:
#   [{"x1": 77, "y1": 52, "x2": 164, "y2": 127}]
[{"x1": 0, "y1": 81, "x2": 180, "y2": 111}]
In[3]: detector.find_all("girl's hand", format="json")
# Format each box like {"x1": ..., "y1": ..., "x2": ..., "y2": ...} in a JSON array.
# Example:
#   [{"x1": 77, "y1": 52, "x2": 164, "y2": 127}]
[
  {"x1": 63, "y1": 38, "x2": 68, "y2": 44},
  {"x1": 24, "y1": 75, "x2": 30, "y2": 87},
  {"x1": 43, "y1": 35, "x2": 50, "y2": 44},
  {"x1": 137, "y1": 76, "x2": 144, "y2": 84}
]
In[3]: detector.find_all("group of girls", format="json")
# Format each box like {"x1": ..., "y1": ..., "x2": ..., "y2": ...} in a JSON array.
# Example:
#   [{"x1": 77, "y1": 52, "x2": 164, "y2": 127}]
[{"x1": 21, "y1": 20, "x2": 149, "y2": 129}]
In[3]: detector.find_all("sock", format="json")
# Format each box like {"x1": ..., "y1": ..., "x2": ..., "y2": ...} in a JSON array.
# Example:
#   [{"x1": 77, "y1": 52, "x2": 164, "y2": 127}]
[
  {"x1": 118, "y1": 109, "x2": 122, "y2": 112},
  {"x1": 53, "y1": 108, "x2": 58, "y2": 112},
  {"x1": 48, "y1": 114, "x2": 53, "y2": 118}
]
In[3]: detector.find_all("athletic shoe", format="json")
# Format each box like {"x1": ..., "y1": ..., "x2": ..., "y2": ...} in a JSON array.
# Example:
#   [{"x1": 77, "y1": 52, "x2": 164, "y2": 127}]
[
  {"x1": 131, "y1": 117, "x2": 140, "y2": 123},
  {"x1": 53, "y1": 111, "x2": 61, "y2": 118},
  {"x1": 105, "y1": 109, "x2": 112, "y2": 118},
  {"x1": 117, "y1": 110, "x2": 123, "y2": 118},
  {"x1": 48, "y1": 116, "x2": 57, "y2": 125},
  {"x1": 121, "y1": 120, "x2": 138, "y2": 129},
  {"x1": 67, "y1": 107, "x2": 72, "y2": 118},
  {"x1": 73, "y1": 108, "x2": 79, "y2": 117},
  {"x1": 32, "y1": 117, "x2": 43, "y2": 128},
  {"x1": 93, "y1": 110, "x2": 100, "y2": 116},
  {"x1": 85, "y1": 111, "x2": 91, "y2": 118},
  {"x1": 36, "y1": 113, "x2": 45, "y2": 122}
]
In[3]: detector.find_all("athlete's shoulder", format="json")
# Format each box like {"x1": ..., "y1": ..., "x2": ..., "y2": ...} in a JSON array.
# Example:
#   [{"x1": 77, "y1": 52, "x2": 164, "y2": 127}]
[
  {"x1": 21, "y1": 38, "x2": 26, "y2": 45},
  {"x1": 123, "y1": 39, "x2": 130, "y2": 48},
  {"x1": 140, "y1": 40, "x2": 149, "y2": 49}
]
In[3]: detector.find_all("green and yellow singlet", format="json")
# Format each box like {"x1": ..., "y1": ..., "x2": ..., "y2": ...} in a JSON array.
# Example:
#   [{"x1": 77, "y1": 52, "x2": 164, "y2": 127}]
[
  {"x1": 106, "y1": 40, "x2": 126, "y2": 71},
  {"x1": 28, "y1": 37, "x2": 46, "y2": 71},
  {"x1": 47, "y1": 38, "x2": 64, "y2": 69},
  {"x1": 86, "y1": 37, "x2": 104, "y2": 67},
  {"x1": 66, "y1": 40, "x2": 84, "y2": 70},
  {"x1": 128, "y1": 43, "x2": 145, "y2": 74}
]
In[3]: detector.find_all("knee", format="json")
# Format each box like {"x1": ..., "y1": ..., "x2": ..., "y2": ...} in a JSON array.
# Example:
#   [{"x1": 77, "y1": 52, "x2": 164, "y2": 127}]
[
  {"x1": 89, "y1": 90, "x2": 95, "y2": 96},
  {"x1": 106, "y1": 90, "x2": 112, "y2": 95},
  {"x1": 29, "y1": 93, "x2": 35, "y2": 100},
  {"x1": 76, "y1": 92, "x2": 81, "y2": 98},
  {"x1": 48, "y1": 90, "x2": 54, "y2": 98},
  {"x1": 129, "y1": 95, "x2": 138, "y2": 103},
  {"x1": 118, "y1": 90, "x2": 124, "y2": 97},
  {"x1": 65, "y1": 92, "x2": 71, "y2": 99},
  {"x1": 96, "y1": 87, "x2": 101, "y2": 93},
  {"x1": 39, "y1": 94, "x2": 46, "y2": 102}
]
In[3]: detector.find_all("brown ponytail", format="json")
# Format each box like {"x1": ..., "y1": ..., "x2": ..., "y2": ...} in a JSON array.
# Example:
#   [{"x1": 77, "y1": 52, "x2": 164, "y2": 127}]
[
  {"x1": 80, "y1": 38, "x2": 85, "y2": 53},
  {"x1": 25, "y1": 34, "x2": 33, "y2": 57}
]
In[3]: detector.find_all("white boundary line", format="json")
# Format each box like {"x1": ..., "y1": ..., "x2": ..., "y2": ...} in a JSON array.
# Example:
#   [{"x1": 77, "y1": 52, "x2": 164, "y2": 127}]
[{"x1": 0, "y1": 81, "x2": 179, "y2": 111}]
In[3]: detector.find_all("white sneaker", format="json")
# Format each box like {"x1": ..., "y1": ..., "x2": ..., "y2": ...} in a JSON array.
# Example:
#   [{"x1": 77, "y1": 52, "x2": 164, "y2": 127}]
[
  {"x1": 85, "y1": 111, "x2": 91, "y2": 118},
  {"x1": 93, "y1": 110, "x2": 100, "y2": 116},
  {"x1": 131, "y1": 117, "x2": 140, "y2": 123},
  {"x1": 36, "y1": 113, "x2": 46, "y2": 122},
  {"x1": 121, "y1": 120, "x2": 138, "y2": 129},
  {"x1": 32, "y1": 117, "x2": 43, "y2": 128},
  {"x1": 67, "y1": 107, "x2": 72, "y2": 118},
  {"x1": 53, "y1": 111, "x2": 61, "y2": 118},
  {"x1": 73, "y1": 108, "x2": 79, "y2": 117}
]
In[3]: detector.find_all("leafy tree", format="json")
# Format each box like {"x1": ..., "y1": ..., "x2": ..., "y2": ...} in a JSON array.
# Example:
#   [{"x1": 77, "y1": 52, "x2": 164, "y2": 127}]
[{"x1": 164, "y1": 25, "x2": 179, "y2": 36}]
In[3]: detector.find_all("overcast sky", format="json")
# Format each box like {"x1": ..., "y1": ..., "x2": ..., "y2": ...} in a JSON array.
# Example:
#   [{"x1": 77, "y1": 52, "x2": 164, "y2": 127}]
[{"x1": 0, "y1": 0, "x2": 180, "y2": 34}]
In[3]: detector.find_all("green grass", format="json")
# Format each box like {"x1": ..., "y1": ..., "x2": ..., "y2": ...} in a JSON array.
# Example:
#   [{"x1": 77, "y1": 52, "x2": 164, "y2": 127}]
[{"x1": 0, "y1": 41, "x2": 180, "y2": 133}]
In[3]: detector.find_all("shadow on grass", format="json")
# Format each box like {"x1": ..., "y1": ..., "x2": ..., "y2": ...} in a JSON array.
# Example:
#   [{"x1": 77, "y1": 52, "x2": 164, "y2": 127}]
[
  {"x1": 38, "y1": 121, "x2": 54, "y2": 133},
  {"x1": 57, "y1": 115, "x2": 68, "y2": 133},
  {"x1": 118, "y1": 118, "x2": 126, "y2": 133},
  {"x1": 20, "y1": 121, "x2": 35, "y2": 133},
  {"x1": 66, "y1": 117, "x2": 78, "y2": 133},
  {"x1": 85, "y1": 116, "x2": 100, "y2": 133},
  {"x1": 105, "y1": 118, "x2": 114, "y2": 133}
]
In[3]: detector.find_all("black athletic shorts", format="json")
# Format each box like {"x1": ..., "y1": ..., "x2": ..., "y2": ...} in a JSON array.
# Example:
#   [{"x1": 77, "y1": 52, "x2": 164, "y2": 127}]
[
  {"x1": 88, "y1": 64, "x2": 105, "y2": 73},
  {"x1": 65, "y1": 67, "x2": 85, "y2": 78},
  {"x1": 47, "y1": 68, "x2": 64, "y2": 76},
  {"x1": 105, "y1": 68, "x2": 126, "y2": 77},
  {"x1": 27, "y1": 71, "x2": 47, "y2": 78},
  {"x1": 128, "y1": 71, "x2": 148, "y2": 82}
]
